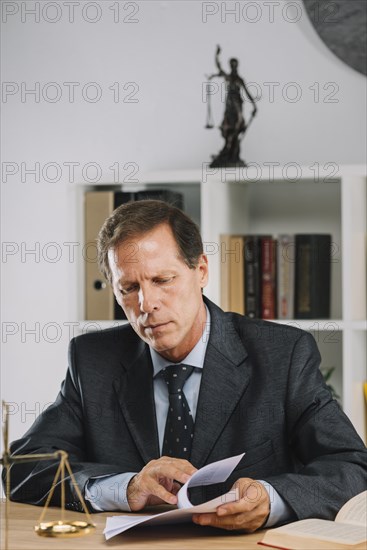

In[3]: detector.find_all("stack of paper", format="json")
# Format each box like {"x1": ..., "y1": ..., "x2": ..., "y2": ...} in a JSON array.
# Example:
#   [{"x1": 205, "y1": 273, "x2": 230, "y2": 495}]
[{"x1": 104, "y1": 453, "x2": 245, "y2": 540}]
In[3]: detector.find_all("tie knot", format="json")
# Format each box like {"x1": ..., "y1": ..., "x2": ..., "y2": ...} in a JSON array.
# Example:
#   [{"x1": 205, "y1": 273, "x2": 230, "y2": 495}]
[{"x1": 160, "y1": 364, "x2": 194, "y2": 395}]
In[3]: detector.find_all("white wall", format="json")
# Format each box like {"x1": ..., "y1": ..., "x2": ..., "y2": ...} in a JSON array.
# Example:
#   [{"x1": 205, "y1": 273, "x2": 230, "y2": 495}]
[{"x1": 1, "y1": 0, "x2": 366, "y2": 443}]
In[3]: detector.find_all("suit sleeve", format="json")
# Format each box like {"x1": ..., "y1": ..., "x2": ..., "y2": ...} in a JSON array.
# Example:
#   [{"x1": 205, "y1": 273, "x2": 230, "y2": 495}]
[
  {"x1": 3, "y1": 338, "x2": 123, "y2": 512},
  {"x1": 265, "y1": 332, "x2": 367, "y2": 520}
]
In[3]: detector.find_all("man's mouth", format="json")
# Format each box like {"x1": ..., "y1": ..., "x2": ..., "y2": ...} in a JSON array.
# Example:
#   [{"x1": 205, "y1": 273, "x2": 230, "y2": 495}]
[{"x1": 144, "y1": 322, "x2": 170, "y2": 331}]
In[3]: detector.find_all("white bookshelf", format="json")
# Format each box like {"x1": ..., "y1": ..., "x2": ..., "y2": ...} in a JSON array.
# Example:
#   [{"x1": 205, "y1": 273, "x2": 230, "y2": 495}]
[{"x1": 81, "y1": 165, "x2": 367, "y2": 441}]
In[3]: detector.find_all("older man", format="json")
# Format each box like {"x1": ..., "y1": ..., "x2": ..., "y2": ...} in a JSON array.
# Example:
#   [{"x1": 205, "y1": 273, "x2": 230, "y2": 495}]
[{"x1": 7, "y1": 200, "x2": 367, "y2": 532}]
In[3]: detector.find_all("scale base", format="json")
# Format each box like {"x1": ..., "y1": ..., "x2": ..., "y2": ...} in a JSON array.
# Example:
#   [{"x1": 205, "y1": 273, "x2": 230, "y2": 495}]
[{"x1": 35, "y1": 521, "x2": 96, "y2": 538}]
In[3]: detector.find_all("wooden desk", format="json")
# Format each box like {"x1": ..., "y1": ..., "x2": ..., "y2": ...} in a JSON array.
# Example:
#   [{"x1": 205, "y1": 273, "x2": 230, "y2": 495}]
[{"x1": 1, "y1": 501, "x2": 264, "y2": 549}]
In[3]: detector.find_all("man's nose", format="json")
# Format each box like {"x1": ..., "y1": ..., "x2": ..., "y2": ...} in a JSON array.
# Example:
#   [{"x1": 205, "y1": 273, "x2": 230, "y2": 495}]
[{"x1": 138, "y1": 285, "x2": 159, "y2": 313}]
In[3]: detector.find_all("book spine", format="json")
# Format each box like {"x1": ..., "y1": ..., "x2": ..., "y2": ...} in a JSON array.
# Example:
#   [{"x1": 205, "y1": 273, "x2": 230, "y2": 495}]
[
  {"x1": 295, "y1": 234, "x2": 331, "y2": 319},
  {"x1": 244, "y1": 236, "x2": 261, "y2": 318},
  {"x1": 261, "y1": 237, "x2": 277, "y2": 320},
  {"x1": 277, "y1": 235, "x2": 295, "y2": 320},
  {"x1": 220, "y1": 235, "x2": 232, "y2": 312},
  {"x1": 229, "y1": 236, "x2": 245, "y2": 315},
  {"x1": 85, "y1": 191, "x2": 115, "y2": 321}
]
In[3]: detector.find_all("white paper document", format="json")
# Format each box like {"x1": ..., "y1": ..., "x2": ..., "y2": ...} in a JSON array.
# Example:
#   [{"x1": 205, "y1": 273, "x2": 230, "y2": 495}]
[{"x1": 103, "y1": 452, "x2": 245, "y2": 540}]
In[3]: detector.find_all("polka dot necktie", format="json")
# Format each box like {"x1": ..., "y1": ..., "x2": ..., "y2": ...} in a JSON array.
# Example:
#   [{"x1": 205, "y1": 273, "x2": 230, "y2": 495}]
[{"x1": 160, "y1": 364, "x2": 195, "y2": 459}]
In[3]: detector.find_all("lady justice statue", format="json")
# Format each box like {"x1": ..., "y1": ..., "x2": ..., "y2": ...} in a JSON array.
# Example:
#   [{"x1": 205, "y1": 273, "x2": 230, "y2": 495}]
[{"x1": 206, "y1": 45, "x2": 257, "y2": 167}]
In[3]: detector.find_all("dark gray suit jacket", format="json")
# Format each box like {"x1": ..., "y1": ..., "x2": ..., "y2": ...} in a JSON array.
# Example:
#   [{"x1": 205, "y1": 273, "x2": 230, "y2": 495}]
[{"x1": 7, "y1": 298, "x2": 367, "y2": 520}]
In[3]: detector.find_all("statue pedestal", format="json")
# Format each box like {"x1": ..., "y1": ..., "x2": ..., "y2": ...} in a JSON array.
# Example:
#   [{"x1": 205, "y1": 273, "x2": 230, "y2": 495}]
[{"x1": 209, "y1": 152, "x2": 246, "y2": 169}]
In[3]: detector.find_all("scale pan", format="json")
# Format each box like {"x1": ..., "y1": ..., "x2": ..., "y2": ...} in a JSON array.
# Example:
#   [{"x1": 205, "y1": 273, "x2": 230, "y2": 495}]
[{"x1": 35, "y1": 521, "x2": 96, "y2": 538}]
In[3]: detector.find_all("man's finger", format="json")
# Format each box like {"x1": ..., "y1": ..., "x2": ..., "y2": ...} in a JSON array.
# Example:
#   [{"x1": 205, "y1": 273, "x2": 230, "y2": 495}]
[
  {"x1": 159, "y1": 457, "x2": 197, "y2": 477},
  {"x1": 216, "y1": 491, "x2": 266, "y2": 516},
  {"x1": 147, "y1": 479, "x2": 178, "y2": 505},
  {"x1": 192, "y1": 512, "x2": 247, "y2": 530},
  {"x1": 171, "y1": 481, "x2": 182, "y2": 495},
  {"x1": 192, "y1": 510, "x2": 262, "y2": 532},
  {"x1": 153, "y1": 464, "x2": 194, "y2": 486}
]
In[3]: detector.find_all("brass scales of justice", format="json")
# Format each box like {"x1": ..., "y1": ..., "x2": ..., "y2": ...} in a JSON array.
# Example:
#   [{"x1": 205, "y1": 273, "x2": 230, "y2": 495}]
[{"x1": 0, "y1": 401, "x2": 96, "y2": 549}]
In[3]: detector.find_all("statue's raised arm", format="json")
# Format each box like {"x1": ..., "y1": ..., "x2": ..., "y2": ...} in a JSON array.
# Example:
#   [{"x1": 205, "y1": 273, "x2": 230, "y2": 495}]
[
  {"x1": 207, "y1": 45, "x2": 226, "y2": 80},
  {"x1": 214, "y1": 45, "x2": 226, "y2": 76}
]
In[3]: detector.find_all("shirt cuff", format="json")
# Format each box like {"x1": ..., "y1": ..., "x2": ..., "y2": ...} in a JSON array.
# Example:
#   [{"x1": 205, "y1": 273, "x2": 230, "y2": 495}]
[
  {"x1": 257, "y1": 480, "x2": 295, "y2": 527},
  {"x1": 85, "y1": 472, "x2": 137, "y2": 512}
]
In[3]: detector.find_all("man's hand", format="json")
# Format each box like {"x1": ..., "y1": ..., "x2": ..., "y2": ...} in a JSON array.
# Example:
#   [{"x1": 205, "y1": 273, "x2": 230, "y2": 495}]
[
  {"x1": 192, "y1": 478, "x2": 270, "y2": 532},
  {"x1": 127, "y1": 456, "x2": 197, "y2": 511}
]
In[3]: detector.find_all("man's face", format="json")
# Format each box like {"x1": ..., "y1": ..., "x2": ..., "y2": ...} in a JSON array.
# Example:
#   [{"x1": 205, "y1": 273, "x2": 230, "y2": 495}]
[{"x1": 108, "y1": 223, "x2": 209, "y2": 362}]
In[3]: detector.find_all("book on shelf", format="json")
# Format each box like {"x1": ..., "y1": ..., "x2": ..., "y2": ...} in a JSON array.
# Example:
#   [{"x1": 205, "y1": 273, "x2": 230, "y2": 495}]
[
  {"x1": 259, "y1": 490, "x2": 367, "y2": 550},
  {"x1": 294, "y1": 234, "x2": 331, "y2": 319},
  {"x1": 220, "y1": 233, "x2": 332, "y2": 321},
  {"x1": 244, "y1": 235, "x2": 262, "y2": 319},
  {"x1": 261, "y1": 237, "x2": 277, "y2": 320},
  {"x1": 229, "y1": 236, "x2": 245, "y2": 315},
  {"x1": 220, "y1": 234, "x2": 232, "y2": 312},
  {"x1": 220, "y1": 235, "x2": 245, "y2": 315},
  {"x1": 85, "y1": 189, "x2": 184, "y2": 321},
  {"x1": 277, "y1": 235, "x2": 295, "y2": 320}
]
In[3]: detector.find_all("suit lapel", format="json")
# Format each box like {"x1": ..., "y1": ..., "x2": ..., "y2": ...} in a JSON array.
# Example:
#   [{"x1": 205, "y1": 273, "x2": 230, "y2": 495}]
[
  {"x1": 190, "y1": 300, "x2": 250, "y2": 468},
  {"x1": 113, "y1": 340, "x2": 160, "y2": 464}
]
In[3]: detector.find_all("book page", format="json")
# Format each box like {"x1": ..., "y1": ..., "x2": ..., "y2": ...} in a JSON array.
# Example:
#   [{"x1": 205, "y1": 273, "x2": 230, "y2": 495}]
[
  {"x1": 335, "y1": 490, "x2": 367, "y2": 527},
  {"x1": 276, "y1": 518, "x2": 366, "y2": 545}
]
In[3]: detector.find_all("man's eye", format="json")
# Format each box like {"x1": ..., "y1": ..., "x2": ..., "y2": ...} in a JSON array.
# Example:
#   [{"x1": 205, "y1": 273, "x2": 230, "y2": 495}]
[
  {"x1": 120, "y1": 285, "x2": 138, "y2": 295},
  {"x1": 155, "y1": 277, "x2": 173, "y2": 284}
]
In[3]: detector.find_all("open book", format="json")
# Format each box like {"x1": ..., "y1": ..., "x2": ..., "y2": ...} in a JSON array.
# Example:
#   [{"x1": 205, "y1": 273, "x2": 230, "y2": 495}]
[
  {"x1": 104, "y1": 452, "x2": 244, "y2": 540},
  {"x1": 259, "y1": 490, "x2": 367, "y2": 550}
]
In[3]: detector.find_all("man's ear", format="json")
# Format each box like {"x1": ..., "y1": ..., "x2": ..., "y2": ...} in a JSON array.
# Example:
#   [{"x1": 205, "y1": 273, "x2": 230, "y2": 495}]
[{"x1": 198, "y1": 254, "x2": 209, "y2": 288}]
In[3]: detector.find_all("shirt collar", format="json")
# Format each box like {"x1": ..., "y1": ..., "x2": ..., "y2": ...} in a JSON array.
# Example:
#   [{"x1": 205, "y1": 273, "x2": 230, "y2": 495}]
[{"x1": 150, "y1": 305, "x2": 211, "y2": 377}]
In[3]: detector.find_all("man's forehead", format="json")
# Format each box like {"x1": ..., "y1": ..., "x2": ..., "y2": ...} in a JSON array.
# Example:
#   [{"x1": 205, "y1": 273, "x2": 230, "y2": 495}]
[
  {"x1": 107, "y1": 243, "x2": 183, "y2": 276},
  {"x1": 108, "y1": 241, "x2": 181, "y2": 259}
]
